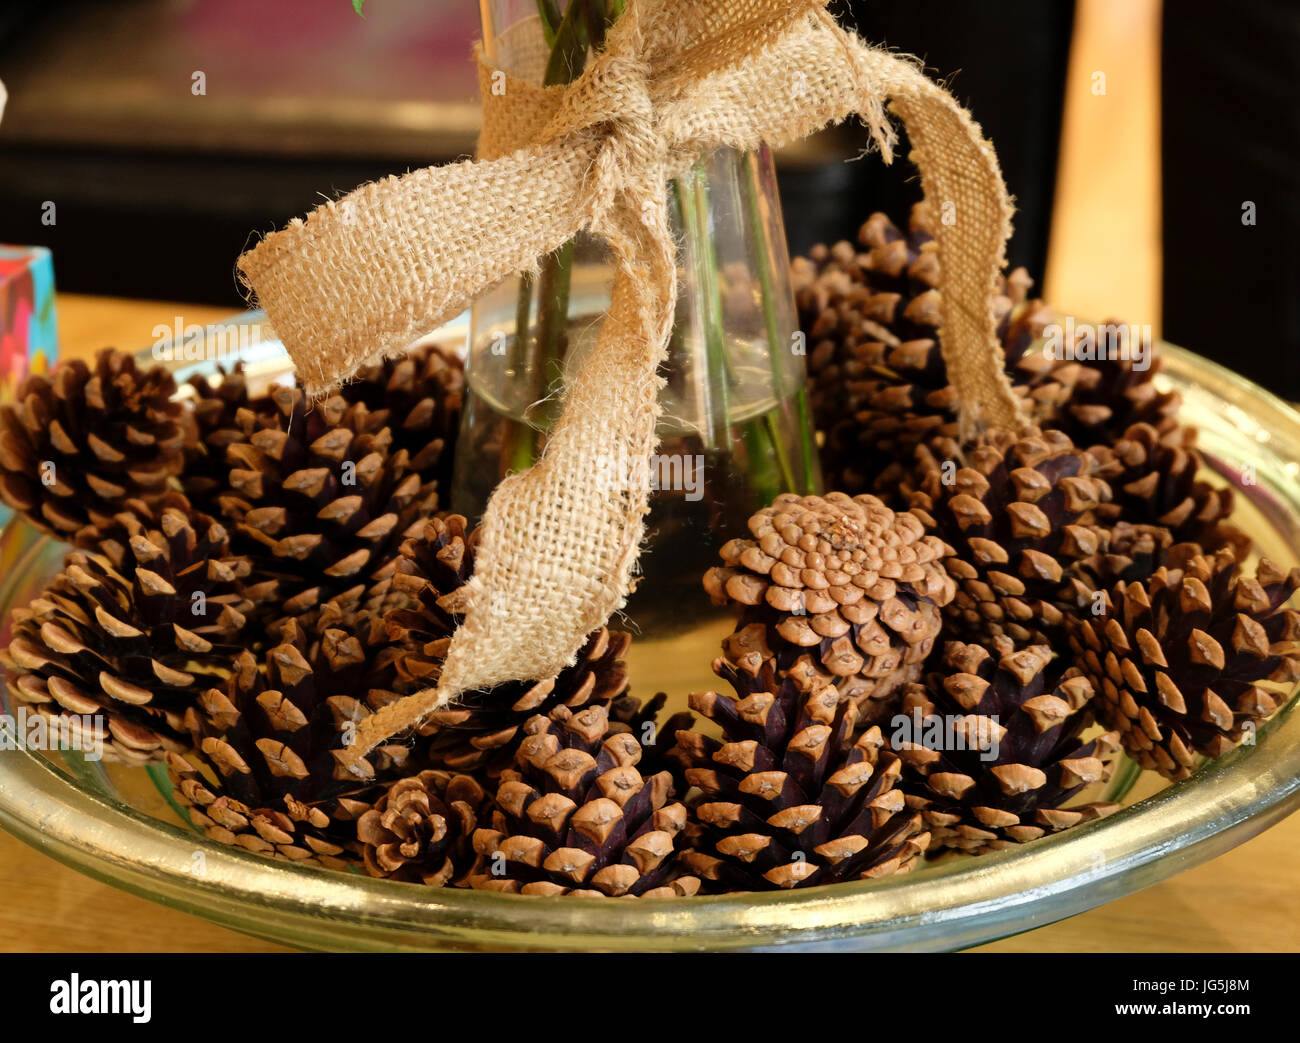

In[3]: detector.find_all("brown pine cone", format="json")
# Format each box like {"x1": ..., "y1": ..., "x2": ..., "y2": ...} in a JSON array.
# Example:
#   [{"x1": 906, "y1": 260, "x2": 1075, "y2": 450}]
[
  {"x1": 794, "y1": 203, "x2": 1051, "y2": 498},
  {"x1": 1016, "y1": 320, "x2": 1182, "y2": 446},
  {"x1": 895, "y1": 640, "x2": 1120, "y2": 855},
  {"x1": 190, "y1": 383, "x2": 438, "y2": 607},
  {"x1": 357, "y1": 769, "x2": 487, "y2": 886},
  {"x1": 672, "y1": 676, "x2": 928, "y2": 890},
  {"x1": 703, "y1": 491, "x2": 955, "y2": 721},
  {"x1": 384, "y1": 514, "x2": 632, "y2": 775},
  {"x1": 467, "y1": 704, "x2": 697, "y2": 897},
  {"x1": 0, "y1": 350, "x2": 190, "y2": 536},
  {"x1": 1, "y1": 498, "x2": 257, "y2": 764},
  {"x1": 1068, "y1": 551, "x2": 1300, "y2": 780},
  {"x1": 169, "y1": 751, "x2": 373, "y2": 871},
  {"x1": 1063, "y1": 521, "x2": 1175, "y2": 601},
  {"x1": 336, "y1": 342, "x2": 464, "y2": 494},
  {"x1": 1088, "y1": 423, "x2": 1236, "y2": 548},
  {"x1": 167, "y1": 615, "x2": 411, "y2": 868},
  {"x1": 908, "y1": 428, "x2": 1110, "y2": 646},
  {"x1": 182, "y1": 363, "x2": 275, "y2": 505}
]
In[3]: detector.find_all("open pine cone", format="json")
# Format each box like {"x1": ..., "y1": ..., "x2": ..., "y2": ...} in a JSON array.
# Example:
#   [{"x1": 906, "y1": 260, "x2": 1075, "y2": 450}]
[
  {"x1": 703, "y1": 491, "x2": 954, "y2": 721},
  {"x1": 794, "y1": 203, "x2": 1053, "y2": 498},
  {"x1": 1014, "y1": 320, "x2": 1182, "y2": 447},
  {"x1": 1086, "y1": 422, "x2": 1245, "y2": 558},
  {"x1": 1, "y1": 498, "x2": 258, "y2": 764},
  {"x1": 672, "y1": 668, "x2": 927, "y2": 890},
  {"x1": 167, "y1": 612, "x2": 413, "y2": 868},
  {"x1": 467, "y1": 704, "x2": 697, "y2": 897},
  {"x1": 192, "y1": 383, "x2": 438, "y2": 607},
  {"x1": 895, "y1": 640, "x2": 1120, "y2": 855},
  {"x1": 0, "y1": 350, "x2": 191, "y2": 536},
  {"x1": 183, "y1": 363, "x2": 275, "y2": 505},
  {"x1": 908, "y1": 428, "x2": 1110, "y2": 647},
  {"x1": 1068, "y1": 551, "x2": 1300, "y2": 780},
  {"x1": 336, "y1": 342, "x2": 464, "y2": 495},
  {"x1": 357, "y1": 769, "x2": 487, "y2": 886},
  {"x1": 384, "y1": 514, "x2": 633, "y2": 775}
]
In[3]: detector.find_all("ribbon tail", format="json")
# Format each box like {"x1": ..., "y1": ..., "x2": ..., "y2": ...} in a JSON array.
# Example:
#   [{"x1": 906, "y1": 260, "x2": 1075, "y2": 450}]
[
  {"x1": 339, "y1": 193, "x2": 678, "y2": 771},
  {"x1": 237, "y1": 142, "x2": 596, "y2": 397},
  {"x1": 662, "y1": 17, "x2": 1027, "y2": 435}
]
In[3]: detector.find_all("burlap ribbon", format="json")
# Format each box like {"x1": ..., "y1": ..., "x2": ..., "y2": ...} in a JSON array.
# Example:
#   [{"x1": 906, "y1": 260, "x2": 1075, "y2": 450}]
[{"x1": 237, "y1": 0, "x2": 1026, "y2": 771}]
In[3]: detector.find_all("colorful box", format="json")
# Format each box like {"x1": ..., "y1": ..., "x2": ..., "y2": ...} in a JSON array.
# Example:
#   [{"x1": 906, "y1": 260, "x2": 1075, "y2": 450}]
[{"x1": 0, "y1": 245, "x2": 59, "y2": 525}]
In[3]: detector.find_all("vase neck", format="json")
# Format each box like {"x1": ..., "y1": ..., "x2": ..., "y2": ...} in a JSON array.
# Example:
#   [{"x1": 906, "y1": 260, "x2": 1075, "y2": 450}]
[{"x1": 481, "y1": 2, "x2": 557, "y2": 84}]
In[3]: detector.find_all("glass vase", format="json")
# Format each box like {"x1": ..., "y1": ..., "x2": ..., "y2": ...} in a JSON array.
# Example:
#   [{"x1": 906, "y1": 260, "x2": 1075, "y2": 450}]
[{"x1": 453, "y1": 1, "x2": 821, "y2": 663}]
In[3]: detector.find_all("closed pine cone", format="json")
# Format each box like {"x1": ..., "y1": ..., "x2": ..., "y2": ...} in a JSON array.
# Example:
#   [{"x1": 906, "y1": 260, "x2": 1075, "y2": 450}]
[
  {"x1": 908, "y1": 428, "x2": 1110, "y2": 646},
  {"x1": 672, "y1": 674, "x2": 928, "y2": 890},
  {"x1": 357, "y1": 769, "x2": 487, "y2": 886},
  {"x1": 895, "y1": 640, "x2": 1120, "y2": 855},
  {"x1": 385, "y1": 514, "x2": 632, "y2": 775},
  {"x1": 0, "y1": 349, "x2": 190, "y2": 536},
  {"x1": 467, "y1": 704, "x2": 698, "y2": 897},
  {"x1": 1, "y1": 498, "x2": 258, "y2": 764},
  {"x1": 1068, "y1": 551, "x2": 1300, "y2": 780},
  {"x1": 703, "y1": 491, "x2": 955, "y2": 721}
]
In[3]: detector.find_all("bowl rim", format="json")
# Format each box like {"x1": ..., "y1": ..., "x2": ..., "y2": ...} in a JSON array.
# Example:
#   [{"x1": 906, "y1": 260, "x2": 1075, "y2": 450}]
[{"x1": 1, "y1": 340, "x2": 1299, "y2": 952}]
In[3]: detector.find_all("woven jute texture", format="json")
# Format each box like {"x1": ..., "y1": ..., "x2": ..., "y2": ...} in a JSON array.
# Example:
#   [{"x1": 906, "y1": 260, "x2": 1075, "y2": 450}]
[{"x1": 237, "y1": 0, "x2": 1024, "y2": 770}]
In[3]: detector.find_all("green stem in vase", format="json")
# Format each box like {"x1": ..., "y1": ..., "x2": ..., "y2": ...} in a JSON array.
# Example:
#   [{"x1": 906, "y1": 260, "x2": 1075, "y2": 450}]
[
  {"x1": 675, "y1": 163, "x2": 729, "y2": 452},
  {"x1": 740, "y1": 148, "x2": 819, "y2": 494},
  {"x1": 536, "y1": 0, "x2": 562, "y2": 45},
  {"x1": 680, "y1": 158, "x2": 791, "y2": 503},
  {"x1": 511, "y1": 0, "x2": 606, "y2": 473}
]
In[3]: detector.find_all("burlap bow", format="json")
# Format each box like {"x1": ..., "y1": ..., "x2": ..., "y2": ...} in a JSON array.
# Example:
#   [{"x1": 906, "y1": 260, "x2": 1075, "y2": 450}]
[{"x1": 237, "y1": 0, "x2": 1026, "y2": 771}]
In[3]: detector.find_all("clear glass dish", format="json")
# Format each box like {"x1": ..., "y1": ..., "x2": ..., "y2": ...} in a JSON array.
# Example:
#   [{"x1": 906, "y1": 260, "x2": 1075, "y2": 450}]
[{"x1": 0, "y1": 319, "x2": 1297, "y2": 952}]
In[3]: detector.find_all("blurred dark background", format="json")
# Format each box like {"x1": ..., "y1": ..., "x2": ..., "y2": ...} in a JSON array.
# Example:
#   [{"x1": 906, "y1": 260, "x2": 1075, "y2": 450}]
[{"x1": 0, "y1": 0, "x2": 1296, "y2": 396}]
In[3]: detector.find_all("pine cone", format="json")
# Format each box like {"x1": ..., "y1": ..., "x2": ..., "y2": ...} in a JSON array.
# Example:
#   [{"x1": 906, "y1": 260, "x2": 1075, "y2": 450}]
[
  {"x1": 1064, "y1": 521, "x2": 1175, "y2": 598},
  {"x1": 183, "y1": 363, "x2": 275, "y2": 505},
  {"x1": 1089, "y1": 423, "x2": 1235, "y2": 548},
  {"x1": 672, "y1": 673, "x2": 928, "y2": 890},
  {"x1": 194, "y1": 384, "x2": 438, "y2": 606},
  {"x1": 357, "y1": 769, "x2": 487, "y2": 886},
  {"x1": 1068, "y1": 551, "x2": 1300, "y2": 780},
  {"x1": 895, "y1": 640, "x2": 1120, "y2": 854},
  {"x1": 467, "y1": 704, "x2": 698, "y2": 897},
  {"x1": 0, "y1": 350, "x2": 190, "y2": 536},
  {"x1": 1, "y1": 499, "x2": 257, "y2": 763},
  {"x1": 794, "y1": 204, "x2": 1051, "y2": 497},
  {"x1": 1016, "y1": 320, "x2": 1182, "y2": 446},
  {"x1": 384, "y1": 514, "x2": 632, "y2": 775},
  {"x1": 336, "y1": 342, "x2": 464, "y2": 494},
  {"x1": 167, "y1": 615, "x2": 410, "y2": 867},
  {"x1": 908, "y1": 428, "x2": 1110, "y2": 646},
  {"x1": 703, "y1": 492, "x2": 955, "y2": 721}
]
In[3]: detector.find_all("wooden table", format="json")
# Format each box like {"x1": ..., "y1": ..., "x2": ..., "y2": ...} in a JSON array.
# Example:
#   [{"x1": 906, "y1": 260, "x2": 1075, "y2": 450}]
[{"x1": 0, "y1": 292, "x2": 1292, "y2": 953}]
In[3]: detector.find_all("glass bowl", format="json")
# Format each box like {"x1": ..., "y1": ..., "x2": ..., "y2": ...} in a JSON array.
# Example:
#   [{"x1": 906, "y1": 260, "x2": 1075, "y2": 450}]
[{"x1": 1, "y1": 323, "x2": 1298, "y2": 952}]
